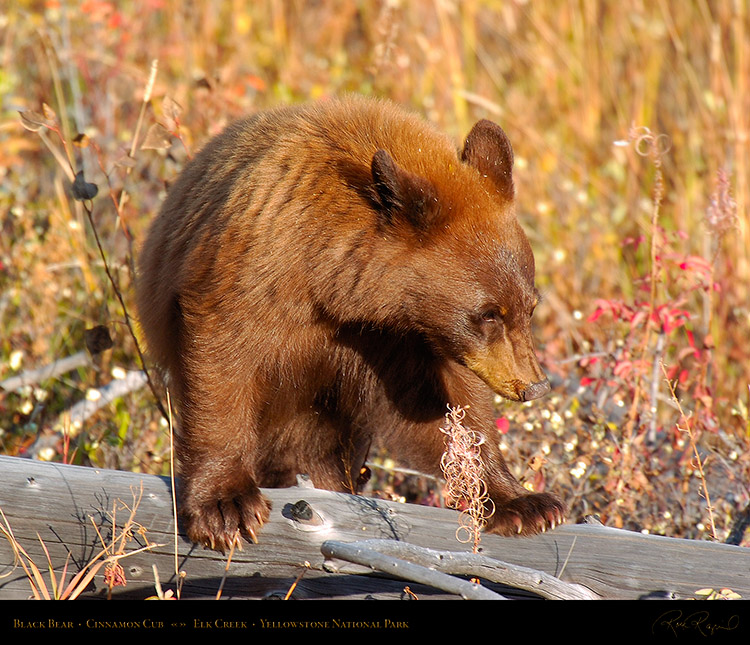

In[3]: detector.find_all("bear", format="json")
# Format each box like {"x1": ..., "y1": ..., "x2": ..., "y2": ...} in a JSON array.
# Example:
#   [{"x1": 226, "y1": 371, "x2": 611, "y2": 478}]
[{"x1": 136, "y1": 95, "x2": 565, "y2": 552}]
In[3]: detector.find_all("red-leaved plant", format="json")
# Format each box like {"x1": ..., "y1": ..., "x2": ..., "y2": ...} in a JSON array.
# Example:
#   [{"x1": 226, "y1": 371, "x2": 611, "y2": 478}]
[{"x1": 578, "y1": 127, "x2": 738, "y2": 536}]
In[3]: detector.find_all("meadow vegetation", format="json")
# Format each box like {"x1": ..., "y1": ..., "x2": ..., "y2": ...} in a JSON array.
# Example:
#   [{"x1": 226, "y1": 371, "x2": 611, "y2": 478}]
[{"x1": 1, "y1": 0, "x2": 748, "y2": 544}]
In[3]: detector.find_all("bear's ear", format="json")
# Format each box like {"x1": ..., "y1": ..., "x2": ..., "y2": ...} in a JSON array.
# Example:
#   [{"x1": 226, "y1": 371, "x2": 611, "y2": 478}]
[
  {"x1": 461, "y1": 119, "x2": 515, "y2": 201},
  {"x1": 371, "y1": 149, "x2": 437, "y2": 229}
]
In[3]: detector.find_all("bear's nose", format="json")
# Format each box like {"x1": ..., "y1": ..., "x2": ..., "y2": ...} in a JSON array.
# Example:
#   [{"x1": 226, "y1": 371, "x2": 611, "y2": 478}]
[{"x1": 521, "y1": 379, "x2": 550, "y2": 402}]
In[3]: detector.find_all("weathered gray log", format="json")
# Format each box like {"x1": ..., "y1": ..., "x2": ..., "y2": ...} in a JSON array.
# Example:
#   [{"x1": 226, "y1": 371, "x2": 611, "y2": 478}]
[{"x1": 0, "y1": 455, "x2": 748, "y2": 600}]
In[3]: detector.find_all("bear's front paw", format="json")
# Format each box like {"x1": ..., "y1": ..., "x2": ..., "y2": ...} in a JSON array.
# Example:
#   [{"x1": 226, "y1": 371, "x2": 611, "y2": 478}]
[
  {"x1": 183, "y1": 488, "x2": 272, "y2": 553},
  {"x1": 485, "y1": 492, "x2": 566, "y2": 537}
]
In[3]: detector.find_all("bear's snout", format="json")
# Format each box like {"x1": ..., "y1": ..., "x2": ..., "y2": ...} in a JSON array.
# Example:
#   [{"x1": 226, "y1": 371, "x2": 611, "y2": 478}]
[{"x1": 520, "y1": 378, "x2": 550, "y2": 402}]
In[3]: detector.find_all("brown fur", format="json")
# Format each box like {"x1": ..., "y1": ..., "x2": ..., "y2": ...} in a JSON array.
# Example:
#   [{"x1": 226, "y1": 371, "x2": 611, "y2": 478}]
[{"x1": 137, "y1": 96, "x2": 565, "y2": 551}]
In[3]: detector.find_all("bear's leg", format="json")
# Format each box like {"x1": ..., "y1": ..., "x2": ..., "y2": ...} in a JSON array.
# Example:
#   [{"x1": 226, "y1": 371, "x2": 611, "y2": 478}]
[
  {"x1": 480, "y1": 444, "x2": 566, "y2": 536},
  {"x1": 171, "y1": 365, "x2": 272, "y2": 552},
  {"x1": 178, "y1": 456, "x2": 271, "y2": 553},
  {"x1": 176, "y1": 401, "x2": 370, "y2": 551},
  {"x1": 484, "y1": 493, "x2": 566, "y2": 536}
]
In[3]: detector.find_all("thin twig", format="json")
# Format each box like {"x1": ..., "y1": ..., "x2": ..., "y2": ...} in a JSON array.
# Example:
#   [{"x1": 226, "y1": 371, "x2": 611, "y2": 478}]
[
  {"x1": 321, "y1": 540, "x2": 507, "y2": 600},
  {"x1": 167, "y1": 390, "x2": 181, "y2": 597},
  {"x1": 284, "y1": 561, "x2": 311, "y2": 600},
  {"x1": 324, "y1": 538, "x2": 598, "y2": 600},
  {"x1": 81, "y1": 198, "x2": 169, "y2": 421},
  {"x1": 0, "y1": 351, "x2": 90, "y2": 393},
  {"x1": 660, "y1": 361, "x2": 718, "y2": 540},
  {"x1": 215, "y1": 532, "x2": 240, "y2": 601}
]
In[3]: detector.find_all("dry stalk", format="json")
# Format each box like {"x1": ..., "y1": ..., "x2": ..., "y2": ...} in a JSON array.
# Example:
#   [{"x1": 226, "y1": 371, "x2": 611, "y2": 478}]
[
  {"x1": 660, "y1": 361, "x2": 718, "y2": 541},
  {"x1": 440, "y1": 405, "x2": 493, "y2": 553},
  {"x1": 284, "y1": 561, "x2": 311, "y2": 600},
  {"x1": 619, "y1": 126, "x2": 669, "y2": 484},
  {"x1": 166, "y1": 390, "x2": 184, "y2": 599},
  {"x1": 215, "y1": 531, "x2": 240, "y2": 601},
  {"x1": 78, "y1": 194, "x2": 169, "y2": 422}
]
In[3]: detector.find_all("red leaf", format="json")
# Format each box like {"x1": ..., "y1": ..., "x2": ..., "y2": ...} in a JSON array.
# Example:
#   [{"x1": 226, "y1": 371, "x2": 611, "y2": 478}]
[
  {"x1": 495, "y1": 417, "x2": 510, "y2": 433},
  {"x1": 678, "y1": 255, "x2": 712, "y2": 280}
]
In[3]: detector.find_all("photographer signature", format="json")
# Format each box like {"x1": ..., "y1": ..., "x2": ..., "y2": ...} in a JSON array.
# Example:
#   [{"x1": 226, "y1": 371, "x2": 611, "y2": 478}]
[{"x1": 653, "y1": 610, "x2": 740, "y2": 638}]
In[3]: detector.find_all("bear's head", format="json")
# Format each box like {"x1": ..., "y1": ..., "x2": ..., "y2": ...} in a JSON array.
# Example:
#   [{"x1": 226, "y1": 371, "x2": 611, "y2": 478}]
[{"x1": 369, "y1": 119, "x2": 550, "y2": 403}]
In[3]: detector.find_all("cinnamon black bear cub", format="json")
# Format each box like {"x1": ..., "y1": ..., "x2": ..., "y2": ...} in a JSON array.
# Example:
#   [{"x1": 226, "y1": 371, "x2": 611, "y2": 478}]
[{"x1": 137, "y1": 96, "x2": 565, "y2": 552}]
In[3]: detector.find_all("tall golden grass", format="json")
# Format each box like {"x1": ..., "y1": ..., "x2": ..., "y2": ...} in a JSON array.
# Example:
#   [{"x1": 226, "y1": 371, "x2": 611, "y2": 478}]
[{"x1": 1, "y1": 1, "x2": 748, "y2": 540}]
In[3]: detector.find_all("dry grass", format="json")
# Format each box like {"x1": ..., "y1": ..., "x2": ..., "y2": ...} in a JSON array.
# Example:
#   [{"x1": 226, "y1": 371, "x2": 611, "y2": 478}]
[
  {"x1": 1, "y1": 0, "x2": 748, "y2": 543},
  {"x1": 0, "y1": 485, "x2": 162, "y2": 599}
]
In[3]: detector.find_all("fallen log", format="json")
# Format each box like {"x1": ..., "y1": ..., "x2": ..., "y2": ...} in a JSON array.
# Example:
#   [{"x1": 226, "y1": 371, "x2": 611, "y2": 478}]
[{"x1": 0, "y1": 455, "x2": 747, "y2": 600}]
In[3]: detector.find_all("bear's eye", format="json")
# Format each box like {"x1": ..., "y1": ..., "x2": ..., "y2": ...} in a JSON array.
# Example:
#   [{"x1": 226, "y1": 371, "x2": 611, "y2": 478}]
[
  {"x1": 481, "y1": 310, "x2": 498, "y2": 323},
  {"x1": 478, "y1": 307, "x2": 503, "y2": 324}
]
